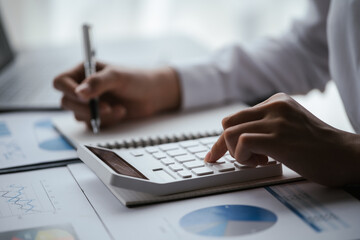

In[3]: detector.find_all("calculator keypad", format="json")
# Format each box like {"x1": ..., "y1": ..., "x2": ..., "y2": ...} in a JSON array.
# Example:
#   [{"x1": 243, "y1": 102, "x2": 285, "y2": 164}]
[{"x1": 128, "y1": 137, "x2": 280, "y2": 180}]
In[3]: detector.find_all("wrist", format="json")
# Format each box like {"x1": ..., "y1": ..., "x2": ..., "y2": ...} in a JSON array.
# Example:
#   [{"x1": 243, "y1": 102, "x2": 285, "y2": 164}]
[
  {"x1": 152, "y1": 67, "x2": 181, "y2": 113},
  {"x1": 336, "y1": 131, "x2": 360, "y2": 185}
]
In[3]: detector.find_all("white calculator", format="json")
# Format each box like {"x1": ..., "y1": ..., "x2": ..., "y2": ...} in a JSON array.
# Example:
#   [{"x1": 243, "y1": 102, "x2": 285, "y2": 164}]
[{"x1": 78, "y1": 136, "x2": 282, "y2": 195}]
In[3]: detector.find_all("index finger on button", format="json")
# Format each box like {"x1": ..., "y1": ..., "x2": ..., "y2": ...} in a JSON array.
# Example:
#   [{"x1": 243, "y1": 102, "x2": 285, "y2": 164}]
[{"x1": 204, "y1": 134, "x2": 228, "y2": 163}]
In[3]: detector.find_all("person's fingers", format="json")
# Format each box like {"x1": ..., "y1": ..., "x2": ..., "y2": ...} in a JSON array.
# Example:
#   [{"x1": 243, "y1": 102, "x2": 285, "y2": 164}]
[
  {"x1": 222, "y1": 120, "x2": 272, "y2": 157},
  {"x1": 59, "y1": 62, "x2": 106, "y2": 84},
  {"x1": 54, "y1": 63, "x2": 85, "y2": 85},
  {"x1": 61, "y1": 96, "x2": 122, "y2": 121},
  {"x1": 61, "y1": 96, "x2": 94, "y2": 121},
  {"x1": 221, "y1": 106, "x2": 265, "y2": 129},
  {"x1": 54, "y1": 63, "x2": 89, "y2": 100},
  {"x1": 54, "y1": 62, "x2": 108, "y2": 97},
  {"x1": 66, "y1": 63, "x2": 86, "y2": 83},
  {"x1": 75, "y1": 68, "x2": 121, "y2": 101},
  {"x1": 69, "y1": 103, "x2": 127, "y2": 128},
  {"x1": 240, "y1": 154, "x2": 268, "y2": 167},
  {"x1": 254, "y1": 154, "x2": 268, "y2": 165},
  {"x1": 80, "y1": 104, "x2": 126, "y2": 128},
  {"x1": 204, "y1": 134, "x2": 228, "y2": 163},
  {"x1": 54, "y1": 76, "x2": 80, "y2": 99},
  {"x1": 98, "y1": 105, "x2": 127, "y2": 127},
  {"x1": 234, "y1": 133, "x2": 272, "y2": 166},
  {"x1": 221, "y1": 93, "x2": 294, "y2": 130}
]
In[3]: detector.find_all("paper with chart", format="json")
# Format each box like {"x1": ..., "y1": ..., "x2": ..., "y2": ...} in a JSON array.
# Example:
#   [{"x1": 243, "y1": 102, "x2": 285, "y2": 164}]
[
  {"x1": 0, "y1": 112, "x2": 77, "y2": 169},
  {"x1": 0, "y1": 166, "x2": 111, "y2": 240},
  {"x1": 68, "y1": 163, "x2": 360, "y2": 240}
]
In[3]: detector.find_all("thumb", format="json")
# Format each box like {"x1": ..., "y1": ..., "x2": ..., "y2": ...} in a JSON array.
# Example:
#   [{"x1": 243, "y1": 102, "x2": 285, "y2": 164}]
[{"x1": 75, "y1": 69, "x2": 117, "y2": 101}]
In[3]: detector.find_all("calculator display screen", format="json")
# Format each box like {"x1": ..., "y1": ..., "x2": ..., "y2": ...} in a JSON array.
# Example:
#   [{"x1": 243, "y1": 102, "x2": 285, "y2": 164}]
[{"x1": 87, "y1": 146, "x2": 148, "y2": 180}]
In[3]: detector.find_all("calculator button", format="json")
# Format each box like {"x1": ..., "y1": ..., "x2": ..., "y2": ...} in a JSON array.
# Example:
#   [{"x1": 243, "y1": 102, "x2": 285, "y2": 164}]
[
  {"x1": 169, "y1": 163, "x2": 183, "y2": 172},
  {"x1": 175, "y1": 155, "x2": 196, "y2": 163},
  {"x1": 179, "y1": 140, "x2": 199, "y2": 148},
  {"x1": 195, "y1": 152, "x2": 207, "y2": 160},
  {"x1": 199, "y1": 137, "x2": 218, "y2": 145},
  {"x1": 130, "y1": 150, "x2": 144, "y2": 157},
  {"x1": 234, "y1": 162, "x2": 255, "y2": 169},
  {"x1": 192, "y1": 167, "x2": 214, "y2": 176},
  {"x1": 206, "y1": 143, "x2": 214, "y2": 148},
  {"x1": 225, "y1": 155, "x2": 235, "y2": 163},
  {"x1": 145, "y1": 146, "x2": 159, "y2": 153},
  {"x1": 153, "y1": 169, "x2": 175, "y2": 182},
  {"x1": 161, "y1": 157, "x2": 175, "y2": 165},
  {"x1": 177, "y1": 170, "x2": 192, "y2": 178},
  {"x1": 167, "y1": 149, "x2": 187, "y2": 157},
  {"x1": 187, "y1": 146, "x2": 208, "y2": 153},
  {"x1": 183, "y1": 161, "x2": 205, "y2": 169},
  {"x1": 259, "y1": 159, "x2": 278, "y2": 167},
  {"x1": 153, "y1": 152, "x2": 167, "y2": 159},
  {"x1": 159, "y1": 143, "x2": 179, "y2": 151},
  {"x1": 210, "y1": 163, "x2": 235, "y2": 172}
]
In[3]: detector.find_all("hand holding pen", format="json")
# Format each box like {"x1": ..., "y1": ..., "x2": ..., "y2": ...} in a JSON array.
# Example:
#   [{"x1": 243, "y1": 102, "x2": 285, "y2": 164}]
[{"x1": 53, "y1": 32, "x2": 181, "y2": 129}]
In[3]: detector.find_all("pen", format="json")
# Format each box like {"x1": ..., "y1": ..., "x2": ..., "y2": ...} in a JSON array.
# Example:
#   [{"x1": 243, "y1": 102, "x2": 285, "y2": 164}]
[{"x1": 82, "y1": 24, "x2": 100, "y2": 134}]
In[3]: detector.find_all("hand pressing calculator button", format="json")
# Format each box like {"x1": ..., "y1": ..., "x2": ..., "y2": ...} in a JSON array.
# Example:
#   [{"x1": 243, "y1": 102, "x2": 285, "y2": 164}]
[{"x1": 78, "y1": 137, "x2": 283, "y2": 196}]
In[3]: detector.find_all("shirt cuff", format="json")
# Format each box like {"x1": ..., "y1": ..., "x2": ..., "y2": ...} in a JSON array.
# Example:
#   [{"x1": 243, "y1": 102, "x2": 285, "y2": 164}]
[{"x1": 173, "y1": 61, "x2": 227, "y2": 110}]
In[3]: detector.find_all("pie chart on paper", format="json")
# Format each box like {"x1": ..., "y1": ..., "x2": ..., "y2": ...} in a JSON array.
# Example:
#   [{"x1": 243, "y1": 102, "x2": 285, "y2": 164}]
[
  {"x1": 179, "y1": 205, "x2": 277, "y2": 237},
  {"x1": 34, "y1": 119, "x2": 73, "y2": 151}
]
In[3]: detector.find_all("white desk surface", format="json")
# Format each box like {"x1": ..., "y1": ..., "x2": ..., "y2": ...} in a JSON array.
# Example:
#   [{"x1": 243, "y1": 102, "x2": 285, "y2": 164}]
[{"x1": 1, "y1": 81, "x2": 359, "y2": 239}]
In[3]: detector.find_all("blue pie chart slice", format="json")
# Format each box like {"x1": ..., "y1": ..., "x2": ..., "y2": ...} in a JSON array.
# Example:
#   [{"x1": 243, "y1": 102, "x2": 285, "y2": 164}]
[
  {"x1": 180, "y1": 205, "x2": 277, "y2": 237},
  {"x1": 34, "y1": 119, "x2": 74, "y2": 151}
]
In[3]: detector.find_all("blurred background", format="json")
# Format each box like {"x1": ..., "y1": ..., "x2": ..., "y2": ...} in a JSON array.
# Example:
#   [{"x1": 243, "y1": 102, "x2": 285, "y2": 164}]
[
  {"x1": 0, "y1": 0, "x2": 353, "y2": 131},
  {"x1": 0, "y1": 0, "x2": 307, "y2": 51}
]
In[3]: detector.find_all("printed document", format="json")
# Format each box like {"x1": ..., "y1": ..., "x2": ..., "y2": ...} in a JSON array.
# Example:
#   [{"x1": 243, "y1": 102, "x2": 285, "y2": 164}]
[
  {"x1": 0, "y1": 166, "x2": 111, "y2": 240},
  {"x1": 68, "y1": 163, "x2": 360, "y2": 240},
  {"x1": 0, "y1": 112, "x2": 77, "y2": 170}
]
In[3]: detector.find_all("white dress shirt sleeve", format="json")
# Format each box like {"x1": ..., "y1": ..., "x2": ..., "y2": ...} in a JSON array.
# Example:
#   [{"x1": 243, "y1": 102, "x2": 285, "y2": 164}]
[{"x1": 174, "y1": 0, "x2": 331, "y2": 110}]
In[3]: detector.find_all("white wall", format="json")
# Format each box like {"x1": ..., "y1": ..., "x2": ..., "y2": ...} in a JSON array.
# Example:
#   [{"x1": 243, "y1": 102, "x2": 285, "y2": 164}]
[{"x1": 0, "y1": 0, "x2": 307, "y2": 50}]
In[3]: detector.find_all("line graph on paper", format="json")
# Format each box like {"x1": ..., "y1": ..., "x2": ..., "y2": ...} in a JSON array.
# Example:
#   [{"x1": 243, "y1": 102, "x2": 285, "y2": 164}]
[
  {"x1": 0, "y1": 180, "x2": 57, "y2": 218},
  {"x1": 0, "y1": 141, "x2": 26, "y2": 162}
]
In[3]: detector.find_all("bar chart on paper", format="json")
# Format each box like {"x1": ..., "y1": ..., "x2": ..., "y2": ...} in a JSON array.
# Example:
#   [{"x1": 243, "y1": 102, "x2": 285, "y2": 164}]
[
  {"x1": 265, "y1": 183, "x2": 351, "y2": 233},
  {"x1": 0, "y1": 180, "x2": 57, "y2": 218}
]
